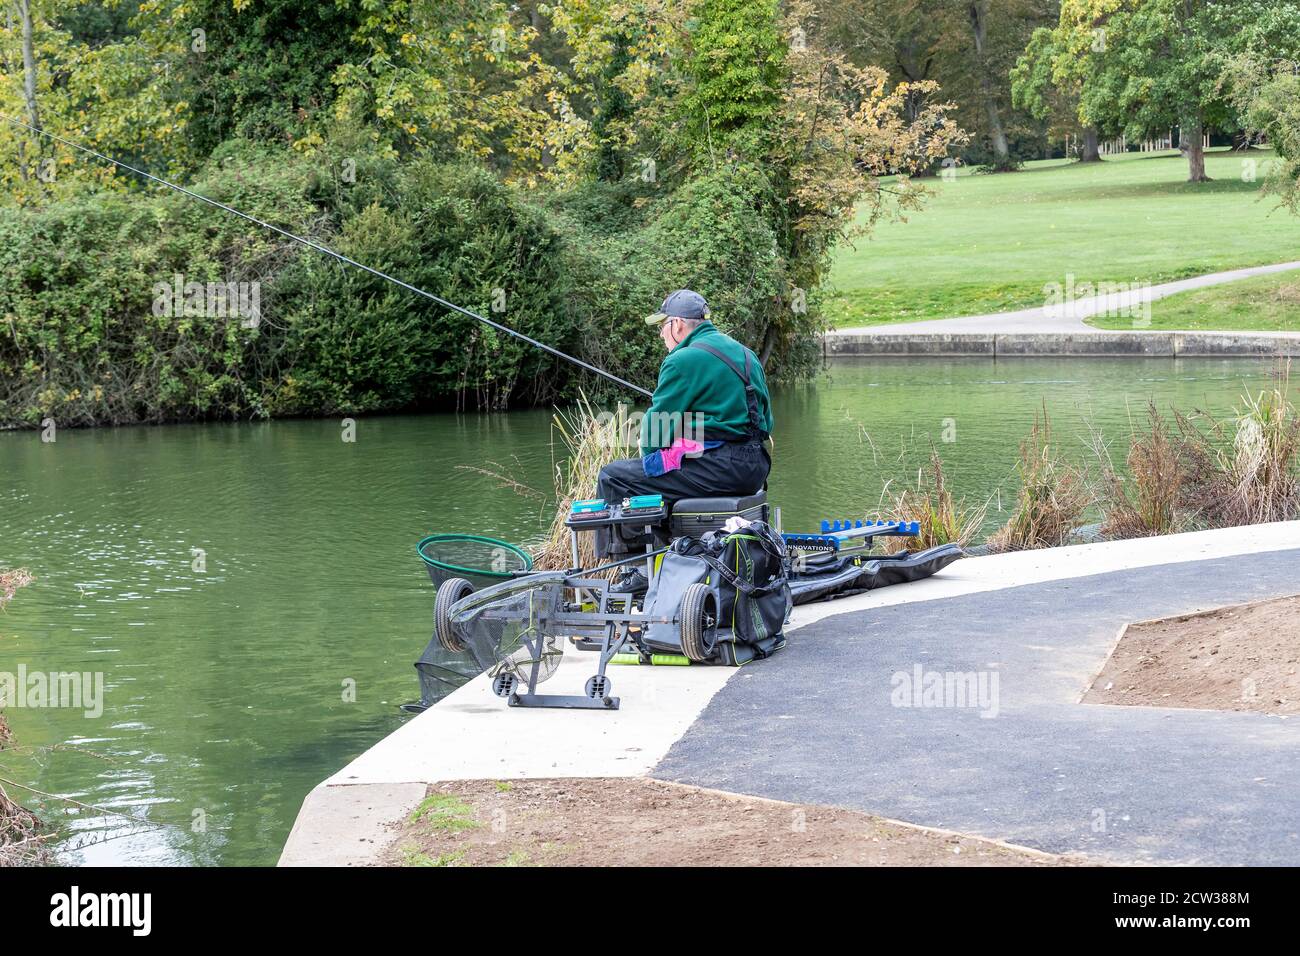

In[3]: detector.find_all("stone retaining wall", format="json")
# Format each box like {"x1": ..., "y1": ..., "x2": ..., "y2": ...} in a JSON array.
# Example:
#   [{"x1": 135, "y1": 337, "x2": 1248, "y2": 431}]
[{"x1": 823, "y1": 331, "x2": 1300, "y2": 357}]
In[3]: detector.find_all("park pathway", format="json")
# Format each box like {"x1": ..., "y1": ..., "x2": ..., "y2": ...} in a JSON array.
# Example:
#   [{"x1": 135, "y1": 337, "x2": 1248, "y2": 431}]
[{"x1": 834, "y1": 259, "x2": 1300, "y2": 336}]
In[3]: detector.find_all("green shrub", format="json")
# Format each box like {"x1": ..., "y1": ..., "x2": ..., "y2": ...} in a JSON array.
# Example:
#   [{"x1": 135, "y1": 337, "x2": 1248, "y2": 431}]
[
  {"x1": 270, "y1": 161, "x2": 577, "y2": 413},
  {"x1": 547, "y1": 163, "x2": 821, "y2": 400},
  {"x1": 633, "y1": 169, "x2": 785, "y2": 346},
  {"x1": 680, "y1": 0, "x2": 787, "y2": 164},
  {"x1": 175, "y1": 0, "x2": 370, "y2": 158},
  {"x1": 0, "y1": 193, "x2": 272, "y2": 425},
  {"x1": 0, "y1": 147, "x2": 587, "y2": 424},
  {"x1": 1, "y1": 138, "x2": 827, "y2": 427}
]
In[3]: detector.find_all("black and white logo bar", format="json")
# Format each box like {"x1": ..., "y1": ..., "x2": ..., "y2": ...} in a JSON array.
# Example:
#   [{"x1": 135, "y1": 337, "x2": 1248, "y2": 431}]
[{"x1": 49, "y1": 887, "x2": 152, "y2": 937}]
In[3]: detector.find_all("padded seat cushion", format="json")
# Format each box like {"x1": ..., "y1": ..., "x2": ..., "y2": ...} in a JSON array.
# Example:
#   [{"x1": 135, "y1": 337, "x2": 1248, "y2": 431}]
[{"x1": 672, "y1": 490, "x2": 767, "y2": 514}]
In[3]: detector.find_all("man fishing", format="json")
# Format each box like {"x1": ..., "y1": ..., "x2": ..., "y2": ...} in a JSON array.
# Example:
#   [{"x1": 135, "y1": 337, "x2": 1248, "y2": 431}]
[{"x1": 595, "y1": 289, "x2": 773, "y2": 566}]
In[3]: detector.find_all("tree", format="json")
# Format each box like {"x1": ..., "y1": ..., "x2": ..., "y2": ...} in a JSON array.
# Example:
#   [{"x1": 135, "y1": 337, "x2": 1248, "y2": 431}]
[
  {"x1": 964, "y1": 2, "x2": 1010, "y2": 167},
  {"x1": 169, "y1": 0, "x2": 369, "y2": 158},
  {"x1": 820, "y1": 0, "x2": 944, "y2": 124},
  {"x1": 1053, "y1": 0, "x2": 1267, "y2": 183},
  {"x1": 546, "y1": 0, "x2": 686, "y2": 183},
  {"x1": 941, "y1": 0, "x2": 1059, "y2": 169},
  {"x1": 1, "y1": 0, "x2": 61, "y2": 188},
  {"x1": 591, "y1": 27, "x2": 633, "y2": 180},
  {"x1": 1011, "y1": 25, "x2": 1102, "y2": 161},
  {"x1": 1220, "y1": 3, "x2": 1300, "y2": 212},
  {"x1": 761, "y1": 0, "x2": 965, "y2": 360},
  {"x1": 325, "y1": 0, "x2": 572, "y2": 181},
  {"x1": 817, "y1": 0, "x2": 1056, "y2": 169},
  {"x1": 67, "y1": 0, "x2": 195, "y2": 179},
  {"x1": 680, "y1": 0, "x2": 787, "y2": 165},
  {"x1": 14, "y1": 0, "x2": 39, "y2": 136},
  {"x1": 0, "y1": 0, "x2": 197, "y2": 198}
]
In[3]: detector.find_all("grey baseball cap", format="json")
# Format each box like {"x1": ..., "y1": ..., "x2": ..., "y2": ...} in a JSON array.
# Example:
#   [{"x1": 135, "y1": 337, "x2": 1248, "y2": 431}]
[{"x1": 645, "y1": 289, "x2": 710, "y2": 326}]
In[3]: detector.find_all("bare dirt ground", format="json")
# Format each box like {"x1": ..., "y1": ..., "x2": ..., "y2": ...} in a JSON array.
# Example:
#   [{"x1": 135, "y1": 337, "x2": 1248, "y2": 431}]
[
  {"x1": 381, "y1": 777, "x2": 1084, "y2": 867},
  {"x1": 1084, "y1": 594, "x2": 1300, "y2": 714}
]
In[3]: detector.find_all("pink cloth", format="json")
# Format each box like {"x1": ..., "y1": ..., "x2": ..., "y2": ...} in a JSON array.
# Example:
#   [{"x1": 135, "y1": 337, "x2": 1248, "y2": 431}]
[
  {"x1": 661, "y1": 437, "x2": 704, "y2": 470},
  {"x1": 642, "y1": 437, "x2": 704, "y2": 476}
]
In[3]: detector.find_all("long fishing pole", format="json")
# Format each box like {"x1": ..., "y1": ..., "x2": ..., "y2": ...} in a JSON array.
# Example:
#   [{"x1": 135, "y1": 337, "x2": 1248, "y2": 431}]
[{"x1": 1, "y1": 115, "x2": 654, "y2": 399}]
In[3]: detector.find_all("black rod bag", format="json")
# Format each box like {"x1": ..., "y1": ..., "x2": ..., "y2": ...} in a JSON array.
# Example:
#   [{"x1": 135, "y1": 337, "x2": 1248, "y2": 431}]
[
  {"x1": 642, "y1": 523, "x2": 792, "y2": 665},
  {"x1": 789, "y1": 543, "x2": 963, "y2": 605}
]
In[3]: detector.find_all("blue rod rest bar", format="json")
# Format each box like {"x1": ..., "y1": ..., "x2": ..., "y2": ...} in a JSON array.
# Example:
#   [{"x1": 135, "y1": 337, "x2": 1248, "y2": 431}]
[{"x1": 793, "y1": 518, "x2": 920, "y2": 548}]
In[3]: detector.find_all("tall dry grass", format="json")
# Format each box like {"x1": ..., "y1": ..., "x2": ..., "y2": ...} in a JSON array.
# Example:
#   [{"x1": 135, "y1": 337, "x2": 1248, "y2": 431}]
[
  {"x1": 447, "y1": 394, "x2": 634, "y2": 572},
  {"x1": 0, "y1": 772, "x2": 50, "y2": 867},
  {"x1": 1085, "y1": 362, "x2": 1300, "y2": 540},
  {"x1": 2, "y1": 673, "x2": 51, "y2": 864},
  {"x1": 1092, "y1": 403, "x2": 1185, "y2": 538},
  {"x1": 877, "y1": 449, "x2": 988, "y2": 552},
  {"x1": 1, "y1": 569, "x2": 47, "y2": 865},
  {"x1": 988, "y1": 407, "x2": 1093, "y2": 552},
  {"x1": 463, "y1": 369, "x2": 1299, "y2": 573},
  {"x1": 533, "y1": 393, "x2": 636, "y2": 571},
  {"x1": 1177, "y1": 362, "x2": 1300, "y2": 528}
]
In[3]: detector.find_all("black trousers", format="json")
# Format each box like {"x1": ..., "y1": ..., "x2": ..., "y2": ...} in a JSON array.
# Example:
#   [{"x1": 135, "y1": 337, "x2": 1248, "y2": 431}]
[{"x1": 594, "y1": 442, "x2": 770, "y2": 556}]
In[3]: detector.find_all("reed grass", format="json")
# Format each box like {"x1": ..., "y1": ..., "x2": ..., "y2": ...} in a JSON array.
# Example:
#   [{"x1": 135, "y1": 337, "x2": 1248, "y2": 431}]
[
  {"x1": 0, "y1": 770, "x2": 50, "y2": 867},
  {"x1": 1176, "y1": 362, "x2": 1300, "y2": 528},
  {"x1": 461, "y1": 370, "x2": 1298, "y2": 572},
  {"x1": 1, "y1": 568, "x2": 47, "y2": 865},
  {"x1": 1091, "y1": 403, "x2": 1184, "y2": 538},
  {"x1": 447, "y1": 393, "x2": 633, "y2": 572},
  {"x1": 1, "y1": 669, "x2": 51, "y2": 866},
  {"x1": 988, "y1": 407, "x2": 1094, "y2": 552},
  {"x1": 877, "y1": 449, "x2": 988, "y2": 552},
  {"x1": 533, "y1": 393, "x2": 636, "y2": 571}
]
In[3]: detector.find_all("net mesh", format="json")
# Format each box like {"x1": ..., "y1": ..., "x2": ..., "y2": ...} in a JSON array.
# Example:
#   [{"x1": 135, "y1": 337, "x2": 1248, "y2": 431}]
[
  {"x1": 411, "y1": 573, "x2": 569, "y2": 709},
  {"x1": 412, "y1": 644, "x2": 474, "y2": 710},
  {"x1": 447, "y1": 573, "x2": 568, "y2": 685},
  {"x1": 419, "y1": 534, "x2": 531, "y2": 590}
]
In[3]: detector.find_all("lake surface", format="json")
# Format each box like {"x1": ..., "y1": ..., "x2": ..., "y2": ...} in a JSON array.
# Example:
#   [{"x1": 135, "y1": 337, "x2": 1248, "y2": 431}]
[{"x1": 0, "y1": 356, "x2": 1292, "y2": 865}]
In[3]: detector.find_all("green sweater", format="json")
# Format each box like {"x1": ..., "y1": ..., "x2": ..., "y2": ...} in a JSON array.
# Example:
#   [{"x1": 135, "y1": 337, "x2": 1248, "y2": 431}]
[{"x1": 638, "y1": 322, "x2": 774, "y2": 455}]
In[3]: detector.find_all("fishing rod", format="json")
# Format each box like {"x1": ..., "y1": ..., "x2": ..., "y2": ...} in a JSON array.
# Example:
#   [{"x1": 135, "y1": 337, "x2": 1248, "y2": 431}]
[{"x1": 1, "y1": 115, "x2": 654, "y2": 399}]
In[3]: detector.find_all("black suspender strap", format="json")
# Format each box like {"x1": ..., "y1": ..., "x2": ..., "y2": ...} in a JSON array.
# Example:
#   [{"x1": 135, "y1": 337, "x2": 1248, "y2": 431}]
[{"x1": 689, "y1": 342, "x2": 768, "y2": 442}]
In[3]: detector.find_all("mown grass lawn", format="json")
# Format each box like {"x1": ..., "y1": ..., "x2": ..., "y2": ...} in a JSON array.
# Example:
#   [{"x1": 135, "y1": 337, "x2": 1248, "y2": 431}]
[
  {"x1": 828, "y1": 148, "x2": 1300, "y2": 327},
  {"x1": 1089, "y1": 268, "x2": 1300, "y2": 331}
]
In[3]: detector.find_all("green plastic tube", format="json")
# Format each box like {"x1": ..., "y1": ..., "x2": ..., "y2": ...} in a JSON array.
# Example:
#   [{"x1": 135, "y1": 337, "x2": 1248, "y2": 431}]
[{"x1": 609, "y1": 652, "x2": 692, "y2": 666}]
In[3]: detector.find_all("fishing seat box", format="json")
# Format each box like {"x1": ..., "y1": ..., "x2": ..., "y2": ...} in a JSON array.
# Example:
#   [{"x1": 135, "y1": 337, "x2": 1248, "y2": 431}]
[{"x1": 669, "y1": 491, "x2": 769, "y2": 538}]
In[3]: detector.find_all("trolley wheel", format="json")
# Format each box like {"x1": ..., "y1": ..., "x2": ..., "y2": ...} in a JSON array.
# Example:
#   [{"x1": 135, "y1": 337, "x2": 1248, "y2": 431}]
[
  {"x1": 679, "y1": 583, "x2": 718, "y2": 663},
  {"x1": 492, "y1": 672, "x2": 516, "y2": 698},
  {"x1": 585, "y1": 674, "x2": 612, "y2": 700},
  {"x1": 435, "y1": 577, "x2": 475, "y2": 652}
]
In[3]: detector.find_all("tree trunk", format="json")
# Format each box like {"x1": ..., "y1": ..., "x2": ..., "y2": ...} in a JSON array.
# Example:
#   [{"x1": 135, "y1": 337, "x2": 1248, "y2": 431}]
[
  {"x1": 1181, "y1": 119, "x2": 1210, "y2": 182},
  {"x1": 759, "y1": 323, "x2": 777, "y2": 367},
  {"x1": 968, "y1": 2, "x2": 1009, "y2": 168},
  {"x1": 12, "y1": 0, "x2": 41, "y2": 182},
  {"x1": 896, "y1": 46, "x2": 933, "y2": 124},
  {"x1": 17, "y1": 0, "x2": 40, "y2": 135},
  {"x1": 1079, "y1": 127, "x2": 1101, "y2": 163}
]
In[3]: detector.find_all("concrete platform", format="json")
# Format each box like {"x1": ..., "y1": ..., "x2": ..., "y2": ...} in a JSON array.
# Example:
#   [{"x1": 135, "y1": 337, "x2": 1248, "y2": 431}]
[{"x1": 279, "y1": 521, "x2": 1300, "y2": 866}]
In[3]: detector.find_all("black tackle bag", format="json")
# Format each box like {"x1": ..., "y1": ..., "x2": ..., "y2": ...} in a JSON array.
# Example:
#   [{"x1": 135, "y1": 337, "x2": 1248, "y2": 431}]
[{"x1": 642, "y1": 522, "x2": 792, "y2": 665}]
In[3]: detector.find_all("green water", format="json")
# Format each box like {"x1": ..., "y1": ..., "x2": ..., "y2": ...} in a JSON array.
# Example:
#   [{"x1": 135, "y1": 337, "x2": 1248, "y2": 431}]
[{"x1": 0, "y1": 357, "x2": 1291, "y2": 865}]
